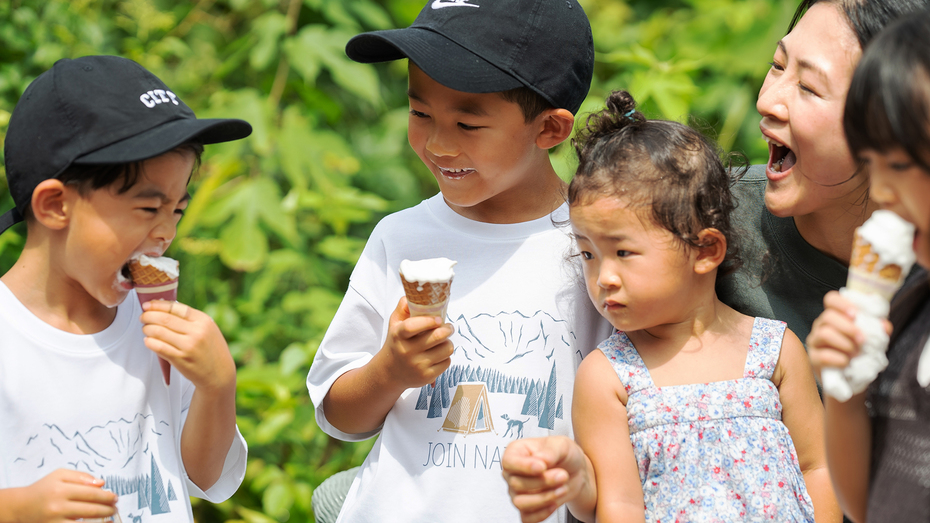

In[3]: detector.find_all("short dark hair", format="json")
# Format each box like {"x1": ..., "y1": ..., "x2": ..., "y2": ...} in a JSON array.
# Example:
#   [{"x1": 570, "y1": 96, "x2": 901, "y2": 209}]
[
  {"x1": 23, "y1": 143, "x2": 204, "y2": 222},
  {"x1": 788, "y1": 0, "x2": 930, "y2": 49},
  {"x1": 568, "y1": 91, "x2": 744, "y2": 277},
  {"x1": 844, "y1": 9, "x2": 930, "y2": 173},
  {"x1": 499, "y1": 86, "x2": 555, "y2": 123},
  {"x1": 58, "y1": 143, "x2": 204, "y2": 196}
]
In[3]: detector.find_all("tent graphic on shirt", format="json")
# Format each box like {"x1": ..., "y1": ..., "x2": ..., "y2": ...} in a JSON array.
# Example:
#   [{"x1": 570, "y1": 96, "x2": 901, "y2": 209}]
[
  {"x1": 412, "y1": 306, "x2": 575, "y2": 430},
  {"x1": 441, "y1": 382, "x2": 495, "y2": 435}
]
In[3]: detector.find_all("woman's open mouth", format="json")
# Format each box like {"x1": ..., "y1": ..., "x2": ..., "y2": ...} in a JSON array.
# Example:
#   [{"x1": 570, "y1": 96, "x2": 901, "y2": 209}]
[{"x1": 766, "y1": 137, "x2": 796, "y2": 174}]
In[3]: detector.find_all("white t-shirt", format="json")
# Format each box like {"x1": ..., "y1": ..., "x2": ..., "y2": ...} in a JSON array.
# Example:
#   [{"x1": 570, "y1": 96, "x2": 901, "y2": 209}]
[
  {"x1": 307, "y1": 195, "x2": 611, "y2": 523},
  {"x1": 0, "y1": 283, "x2": 247, "y2": 522}
]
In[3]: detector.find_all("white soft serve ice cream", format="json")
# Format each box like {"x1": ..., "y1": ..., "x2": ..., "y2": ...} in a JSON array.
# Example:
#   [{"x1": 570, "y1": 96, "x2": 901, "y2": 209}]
[
  {"x1": 857, "y1": 209, "x2": 916, "y2": 269},
  {"x1": 135, "y1": 254, "x2": 180, "y2": 280},
  {"x1": 822, "y1": 210, "x2": 917, "y2": 402},
  {"x1": 399, "y1": 258, "x2": 456, "y2": 288}
]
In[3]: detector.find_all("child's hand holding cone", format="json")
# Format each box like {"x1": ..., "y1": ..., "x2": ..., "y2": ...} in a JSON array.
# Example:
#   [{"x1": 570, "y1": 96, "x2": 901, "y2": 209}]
[{"x1": 139, "y1": 299, "x2": 236, "y2": 395}]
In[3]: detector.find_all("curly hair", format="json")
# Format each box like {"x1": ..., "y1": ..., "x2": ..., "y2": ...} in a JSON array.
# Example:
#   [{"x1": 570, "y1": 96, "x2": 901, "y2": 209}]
[{"x1": 568, "y1": 90, "x2": 744, "y2": 277}]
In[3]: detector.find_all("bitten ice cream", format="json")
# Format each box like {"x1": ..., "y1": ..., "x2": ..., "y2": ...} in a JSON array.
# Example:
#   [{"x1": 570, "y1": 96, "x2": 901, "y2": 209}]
[
  {"x1": 822, "y1": 210, "x2": 916, "y2": 402},
  {"x1": 399, "y1": 258, "x2": 456, "y2": 319},
  {"x1": 129, "y1": 254, "x2": 179, "y2": 385}
]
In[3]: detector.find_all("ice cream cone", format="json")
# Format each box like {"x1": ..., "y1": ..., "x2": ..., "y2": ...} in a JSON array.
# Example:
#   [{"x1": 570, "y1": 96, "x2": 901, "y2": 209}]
[
  {"x1": 399, "y1": 258, "x2": 456, "y2": 319},
  {"x1": 822, "y1": 210, "x2": 916, "y2": 402},
  {"x1": 847, "y1": 231, "x2": 907, "y2": 301},
  {"x1": 129, "y1": 255, "x2": 179, "y2": 385}
]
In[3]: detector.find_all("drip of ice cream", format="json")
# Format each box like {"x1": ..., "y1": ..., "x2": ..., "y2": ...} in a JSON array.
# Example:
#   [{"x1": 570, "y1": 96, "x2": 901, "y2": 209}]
[{"x1": 822, "y1": 210, "x2": 917, "y2": 402}]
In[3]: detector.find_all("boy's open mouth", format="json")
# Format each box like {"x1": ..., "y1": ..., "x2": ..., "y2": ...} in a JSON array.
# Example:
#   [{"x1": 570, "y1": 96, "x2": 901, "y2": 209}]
[
  {"x1": 119, "y1": 262, "x2": 135, "y2": 287},
  {"x1": 768, "y1": 141, "x2": 796, "y2": 173}
]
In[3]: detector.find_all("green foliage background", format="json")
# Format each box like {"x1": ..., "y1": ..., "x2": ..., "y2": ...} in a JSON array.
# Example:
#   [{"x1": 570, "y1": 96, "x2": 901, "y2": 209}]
[{"x1": 0, "y1": 0, "x2": 793, "y2": 520}]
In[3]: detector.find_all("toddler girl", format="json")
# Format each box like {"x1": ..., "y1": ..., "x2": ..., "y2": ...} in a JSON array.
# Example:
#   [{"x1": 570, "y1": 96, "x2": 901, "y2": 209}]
[
  {"x1": 807, "y1": 9, "x2": 930, "y2": 522},
  {"x1": 568, "y1": 91, "x2": 839, "y2": 522}
]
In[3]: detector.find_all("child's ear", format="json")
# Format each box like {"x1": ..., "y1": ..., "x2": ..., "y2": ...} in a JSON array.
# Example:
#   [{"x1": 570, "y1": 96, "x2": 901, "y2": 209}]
[
  {"x1": 694, "y1": 228, "x2": 727, "y2": 275},
  {"x1": 536, "y1": 108, "x2": 575, "y2": 150},
  {"x1": 30, "y1": 179, "x2": 71, "y2": 230}
]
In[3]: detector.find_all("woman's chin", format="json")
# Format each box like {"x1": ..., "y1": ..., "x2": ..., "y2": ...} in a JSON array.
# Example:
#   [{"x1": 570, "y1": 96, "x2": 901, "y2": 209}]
[{"x1": 763, "y1": 183, "x2": 803, "y2": 218}]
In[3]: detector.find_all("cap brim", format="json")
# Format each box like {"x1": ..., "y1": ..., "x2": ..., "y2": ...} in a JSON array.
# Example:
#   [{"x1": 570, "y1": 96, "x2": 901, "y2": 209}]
[
  {"x1": 74, "y1": 118, "x2": 252, "y2": 165},
  {"x1": 346, "y1": 28, "x2": 523, "y2": 94},
  {"x1": 0, "y1": 208, "x2": 22, "y2": 236}
]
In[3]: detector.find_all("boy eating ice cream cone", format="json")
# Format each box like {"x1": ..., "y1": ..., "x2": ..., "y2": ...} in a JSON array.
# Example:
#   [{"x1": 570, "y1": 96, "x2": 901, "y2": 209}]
[{"x1": 0, "y1": 55, "x2": 251, "y2": 522}]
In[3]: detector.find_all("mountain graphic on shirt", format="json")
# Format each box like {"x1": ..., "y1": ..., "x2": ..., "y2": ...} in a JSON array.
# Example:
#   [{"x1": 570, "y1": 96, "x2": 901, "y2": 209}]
[
  {"x1": 412, "y1": 310, "x2": 575, "y2": 430},
  {"x1": 13, "y1": 413, "x2": 176, "y2": 515}
]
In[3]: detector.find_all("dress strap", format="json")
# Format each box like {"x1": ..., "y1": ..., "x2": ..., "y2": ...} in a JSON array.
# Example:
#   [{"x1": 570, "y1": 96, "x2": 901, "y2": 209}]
[
  {"x1": 597, "y1": 331, "x2": 655, "y2": 395},
  {"x1": 743, "y1": 317, "x2": 787, "y2": 380}
]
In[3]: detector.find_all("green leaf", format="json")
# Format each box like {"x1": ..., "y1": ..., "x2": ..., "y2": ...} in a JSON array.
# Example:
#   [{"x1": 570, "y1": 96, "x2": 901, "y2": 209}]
[
  {"x1": 279, "y1": 342, "x2": 310, "y2": 375},
  {"x1": 220, "y1": 208, "x2": 268, "y2": 272},
  {"x1": 262, "y1": 481, "x2": 295, "y2": 518},
  {"x1": 254, "y1": 410, "x2": 295, "y2": 444},
  {"x1": 250, "y1": 12, "x2": 287, "y2": 70},
  {"x1": 284, "y1": 25, "x2": 381, "y2": 106}
]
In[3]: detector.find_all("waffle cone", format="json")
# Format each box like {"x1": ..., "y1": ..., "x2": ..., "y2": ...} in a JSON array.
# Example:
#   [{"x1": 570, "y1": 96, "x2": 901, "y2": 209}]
[
  {"x1": 401, "y1": 275, "x2": 452, "y2": 318},
  {"x1": 129, "y1": 261, "x2": 176, "y2": 286},
  {"x1": 129, "y1": 259, "x2": 178, "y2": 386},
  {"x1": 846, "y1": 233, "x2": 906, "y2": 301}
]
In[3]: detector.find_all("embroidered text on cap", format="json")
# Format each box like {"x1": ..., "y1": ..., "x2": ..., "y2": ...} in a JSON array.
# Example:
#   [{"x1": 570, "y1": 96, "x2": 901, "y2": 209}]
[
  {"x1": 431, "y1": 0, "x2": 479, "y2": 9},
  {"x1": 140, "y1": 89, "x2": 180, "y2": 108}
]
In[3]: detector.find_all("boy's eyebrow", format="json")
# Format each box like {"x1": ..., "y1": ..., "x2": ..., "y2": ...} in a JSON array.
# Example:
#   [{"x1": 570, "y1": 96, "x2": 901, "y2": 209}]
[
  {"x1": 777, "y1": 40, "x2": 829, "y2": 86},
  {"x1": 407, "y1": 89, "x2": 490, "y2": 118},
  {"x1": 134, "y1": 188, "x2": 191, "y2": 204}
]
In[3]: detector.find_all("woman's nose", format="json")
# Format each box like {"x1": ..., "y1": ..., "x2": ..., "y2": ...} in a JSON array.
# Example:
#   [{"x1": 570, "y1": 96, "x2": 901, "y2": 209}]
[{"x1": 757, "y1": 75, "x2": 789, "y2": 122}]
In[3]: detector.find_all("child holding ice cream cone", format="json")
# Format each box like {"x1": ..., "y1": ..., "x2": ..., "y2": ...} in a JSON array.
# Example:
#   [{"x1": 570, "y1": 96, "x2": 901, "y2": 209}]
[
  {"x1": 807, "y1": 10, "x2": 930, "y2": 521},
  {"x1": 0, "y1": 55, "x2": 251, "y2": 522},
  {"x1": 305, "y1": 1, "x2": 611, "y2": 521}
]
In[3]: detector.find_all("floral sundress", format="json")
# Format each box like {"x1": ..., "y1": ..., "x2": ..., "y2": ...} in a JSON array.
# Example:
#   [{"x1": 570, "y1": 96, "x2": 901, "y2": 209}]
[{"x1": 598, "y1": 317, "x2": 815, "y2": 522}]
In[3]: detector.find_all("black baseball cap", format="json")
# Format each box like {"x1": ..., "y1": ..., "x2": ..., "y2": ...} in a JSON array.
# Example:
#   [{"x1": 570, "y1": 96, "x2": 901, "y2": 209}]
[
  {"x1": 345, "y1": 0, "x2": 594, "y2": 115},
  {"x1": 0, "y1": 55, "x2": 252, "y2": 235}
]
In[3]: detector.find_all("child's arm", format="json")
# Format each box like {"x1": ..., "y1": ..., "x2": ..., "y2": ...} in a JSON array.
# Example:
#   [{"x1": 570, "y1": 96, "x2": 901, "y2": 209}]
[
  {"x1": 573, "y1": 350, "x2": 646, "y2": 523},
  {"x1": 502, "y1": 436, "x2": 596, "y2": 523},
  {"x1": 0, "y1": 469, "x2": 118, "y2": 522},
  {"x1": 774, "y1": 327, "x2": 843, "y2": 523},
  {"x1": 140, "y1": 300, "x2": 238, "y2": 492},
  {"x1": 321, "y1": 297, "x2": 455, "y2": 435},
  {"x1": 807, "y1": 291, "x2": 874, "y2": 522}
]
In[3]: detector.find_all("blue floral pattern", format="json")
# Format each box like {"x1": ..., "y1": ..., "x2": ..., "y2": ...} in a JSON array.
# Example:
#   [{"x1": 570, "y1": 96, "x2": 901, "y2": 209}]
[{"x1": 598, "y1": 317, "x2": 815, "y2": 522}]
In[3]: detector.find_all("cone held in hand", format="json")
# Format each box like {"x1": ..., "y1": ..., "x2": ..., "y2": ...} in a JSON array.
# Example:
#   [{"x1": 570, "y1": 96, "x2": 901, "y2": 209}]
[
  {"x1": 399, "y1": 258, "x2": 456, "y2": 319},
  {"x1": 130, "y1": 255, "x2": 179, "y2": 385}
]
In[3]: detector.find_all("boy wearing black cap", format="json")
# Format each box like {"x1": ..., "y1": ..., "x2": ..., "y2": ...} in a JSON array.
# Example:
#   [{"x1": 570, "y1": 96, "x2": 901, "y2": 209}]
[
  {"x1": 0, "y1": 55, "x2": 251, "y2": 521},
  {"x1": 306, "y1": 1, "x2": 609, "y2": 522}
]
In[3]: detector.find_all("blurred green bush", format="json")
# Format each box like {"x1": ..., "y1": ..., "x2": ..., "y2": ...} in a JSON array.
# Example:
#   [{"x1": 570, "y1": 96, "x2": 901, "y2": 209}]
[{"x1": 0, "y1": 0, "x2": 792, "y2": 520}]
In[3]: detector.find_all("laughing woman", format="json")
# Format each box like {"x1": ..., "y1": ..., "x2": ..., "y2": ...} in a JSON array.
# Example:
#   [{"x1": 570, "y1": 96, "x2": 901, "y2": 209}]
[{"x1": 716, "y1": 0, "x2": 929, "y2": 343}]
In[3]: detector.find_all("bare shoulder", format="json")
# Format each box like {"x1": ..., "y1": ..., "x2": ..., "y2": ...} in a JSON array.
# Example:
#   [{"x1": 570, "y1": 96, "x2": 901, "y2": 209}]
[
  {"x1": 576, "y1": 348, "x2": 628, "y2": 405},
  {"x1": 771, "y1": 327, "x2": 810, "y2": 388}
]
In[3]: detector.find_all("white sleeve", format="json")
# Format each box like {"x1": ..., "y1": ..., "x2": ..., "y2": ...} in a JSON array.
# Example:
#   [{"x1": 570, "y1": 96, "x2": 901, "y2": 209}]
[
  {"x1": 306, "y1": 282, "x2": 386, "y2": 442},
  {"x1": 185, "y1": 427, "x2": 248, "y2": 502}
]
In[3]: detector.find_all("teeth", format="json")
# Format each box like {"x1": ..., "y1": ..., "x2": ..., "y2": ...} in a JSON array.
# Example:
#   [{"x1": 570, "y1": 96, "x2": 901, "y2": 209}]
[
  {"x1": 442, "y1": 167, "x2": 471, "y2": 173},
  {"x1": 763, "y1": 135, "x2": 784, "y2": 147}
]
